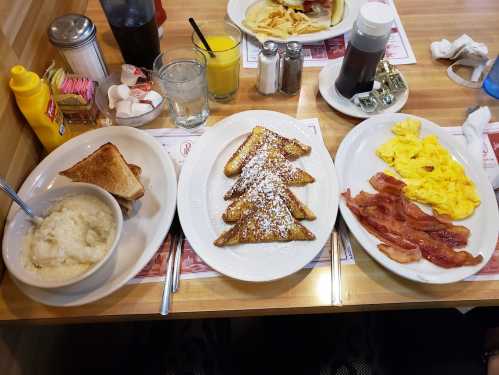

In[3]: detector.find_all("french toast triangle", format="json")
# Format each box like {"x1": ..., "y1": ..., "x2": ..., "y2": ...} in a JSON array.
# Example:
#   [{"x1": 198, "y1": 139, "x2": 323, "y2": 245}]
[
  {"x1": 60, "y1": 142, "x2": 144, "y2": 201},
  {"x1": 216, "y1": 125, "x2": 316, "y2": 247},
  {"x1": 224, "y1": 126, "x2": 311, "y2": 177},
  {"x1": 214, "y1": 195, "x2": 316, "y2": 247},
  {"x1": 224, "y1": 141, "x2": 315, "y2": 200},
  {"x1": 222, "y1": 173, "x2": 316, "y2": 223}
]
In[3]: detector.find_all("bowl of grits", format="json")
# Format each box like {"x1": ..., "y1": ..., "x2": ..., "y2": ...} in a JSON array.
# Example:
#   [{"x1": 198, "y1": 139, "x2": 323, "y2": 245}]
[{"x1": 2, "y1": 183, "x2": 123, "y2": 289}]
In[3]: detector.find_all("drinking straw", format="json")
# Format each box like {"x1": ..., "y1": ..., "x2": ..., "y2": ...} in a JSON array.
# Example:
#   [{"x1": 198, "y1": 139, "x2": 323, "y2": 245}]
[{"x1": 189, "y1": 17, "x2": 216, "y2": 58}]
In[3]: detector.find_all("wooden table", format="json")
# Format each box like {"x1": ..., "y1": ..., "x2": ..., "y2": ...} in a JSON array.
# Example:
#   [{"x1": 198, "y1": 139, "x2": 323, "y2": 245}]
[{"x1": 1, "y1": 0, "x2": 498, "y2": 322}]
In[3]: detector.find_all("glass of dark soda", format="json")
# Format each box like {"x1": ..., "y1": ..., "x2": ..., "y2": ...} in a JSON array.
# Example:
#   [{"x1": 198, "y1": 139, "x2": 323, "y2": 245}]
[{"x1": 100, "y1": 0, "x2": 160, "y2": 69}]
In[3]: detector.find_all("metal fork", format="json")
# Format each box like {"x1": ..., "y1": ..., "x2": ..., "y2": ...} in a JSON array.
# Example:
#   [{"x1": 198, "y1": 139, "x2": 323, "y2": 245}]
[
  {"x1": 331, "y1": 220, "x2": 342, "y2": 306},
  {"x1": 331, "y1": 210, "x2": 353, "y2": 306},
  {"x1": 172, "y1": 229, "x2": 184, "y2": 293},
  {"x1": 338, "y1": 216, "x2": 353, "y2": 262},
  {"x1": 160, "y1": 214, "x2": 180, "y2": 316}
]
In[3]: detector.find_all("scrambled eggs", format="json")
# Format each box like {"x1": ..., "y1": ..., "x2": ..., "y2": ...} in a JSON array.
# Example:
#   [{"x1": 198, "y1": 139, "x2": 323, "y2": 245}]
[{"x1": 376, "y1": 118, "x2": 480, "y2": 220}]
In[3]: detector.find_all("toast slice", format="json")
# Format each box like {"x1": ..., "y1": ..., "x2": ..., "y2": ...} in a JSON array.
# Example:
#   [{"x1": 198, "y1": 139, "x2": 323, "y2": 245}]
[
  {"x1": 113, "y1": 163, "x2": 142, "y2": 217},
  {"x1": 223, "y1": 177, "x2": 316, "y2": 223},
  {"x1": 214, "y1": 204, "x2": 315, "y2": 247},
  {"x1": 60, "y1": 142, "x2": 144, "y2": 200},
  {"x1": 224, "y1": 146, "x2": 314, "y2": 200},
  {"x1": 224, "y1": 126, "x2": 311, "y2": 177},
  {"x1": 114, "y1": 196, "x2": 135, "y2": 216},
  {"x1": 127, "y1": 163, "x2": 142, "y2": 178}
]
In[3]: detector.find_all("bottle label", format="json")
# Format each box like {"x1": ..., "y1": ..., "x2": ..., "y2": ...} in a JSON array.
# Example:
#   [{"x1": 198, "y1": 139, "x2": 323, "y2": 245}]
[{"x1": 46, "y1": 95, "x2": 65, "y2": 136}]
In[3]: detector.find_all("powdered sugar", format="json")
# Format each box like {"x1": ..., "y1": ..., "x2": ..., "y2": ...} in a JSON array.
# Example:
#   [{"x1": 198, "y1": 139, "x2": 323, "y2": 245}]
[
  {"x1": 217, "y1": 126, "x2": 315, "y2": 245},
  {"x1": 224, "y1": 141, "x2": 300, "y2": 200},
  {"x1": 244, "y1": 173, "x2": 296, "y2": 238}
]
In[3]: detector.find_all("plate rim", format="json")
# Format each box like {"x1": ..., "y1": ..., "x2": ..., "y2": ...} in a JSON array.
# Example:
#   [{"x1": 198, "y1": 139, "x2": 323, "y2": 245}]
[
  {"x1": 227, "y1": 0, "x2": 365, "y2": 43},
  {"x1": 177, "y1": 110, "x2": 339, "y2": 282},
  {"x1": 3, "y1": 126, "x2": 177, "y2": 306},
  {"x1": 335, "y1": 113, "x2": 499, "y2": 284},
  {"x1": 318, "y1": 59, "x2": 409, "y2": 119}
]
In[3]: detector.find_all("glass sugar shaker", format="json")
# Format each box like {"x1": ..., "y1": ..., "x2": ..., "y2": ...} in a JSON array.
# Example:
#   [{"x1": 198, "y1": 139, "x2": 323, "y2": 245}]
[
  {"x1": 257, "y1": 41, "x2": 280, "y2": 95},
  {"x1": 48, "y1": 14, "x2": 108, "y2": 82},
  {"x1": 280, "y1": 41, "x2": 304, "y2": 95}
]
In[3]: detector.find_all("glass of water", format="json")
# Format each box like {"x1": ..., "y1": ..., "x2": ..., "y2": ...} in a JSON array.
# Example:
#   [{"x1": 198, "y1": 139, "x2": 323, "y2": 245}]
[{"x1": 153, "y1": 48, "x2": 209, "y2": 129}]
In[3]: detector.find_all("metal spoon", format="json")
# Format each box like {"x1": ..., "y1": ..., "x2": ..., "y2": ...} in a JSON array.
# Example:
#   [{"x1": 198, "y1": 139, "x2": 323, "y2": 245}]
[{"x1": 0, "y1": 176, "x2": 43, "y2": 225}]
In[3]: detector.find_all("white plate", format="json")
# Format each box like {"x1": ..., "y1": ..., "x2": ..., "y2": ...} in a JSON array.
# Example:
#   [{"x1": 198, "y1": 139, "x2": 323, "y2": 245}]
[
  {"x1": 228, "y1": 0, "x2": 366, "y2": 43},
  {"x1": 319, "y1": 59, "x2": 409, "y2": 119},
  {"x1": 336, "y1": 113, "x2": 499, "y2": 284},
  {"x1": 178, "y1": 110, "x2": 339, "y2": 282},
  {"x1": 3, "y1": 126, "x2": 177, "y2": 306}
]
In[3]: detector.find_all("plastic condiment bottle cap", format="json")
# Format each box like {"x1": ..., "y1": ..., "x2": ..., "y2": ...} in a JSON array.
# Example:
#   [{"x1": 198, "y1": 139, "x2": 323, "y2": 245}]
[
  {"x1": 9, "y1": 65, "x2": 41, "y2": 96},
  {"x1": 357, "y1": 2, "x2": 394, "y2": 37},
  {"x1": 286, "y1": 41, "x2": 303, "y2": 57},
  {"x1": 262, "y1": 41, "x2": 278, "y2": 56}
]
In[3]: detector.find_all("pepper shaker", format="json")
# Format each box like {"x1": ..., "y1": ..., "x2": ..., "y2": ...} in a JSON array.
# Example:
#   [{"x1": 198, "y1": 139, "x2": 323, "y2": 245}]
[
  {"x1": 280, "y1": 41, "x2": 304, "y2": 96},
  {"x1": 257, "y1": 41, "x2": 280, "y2": 95}
]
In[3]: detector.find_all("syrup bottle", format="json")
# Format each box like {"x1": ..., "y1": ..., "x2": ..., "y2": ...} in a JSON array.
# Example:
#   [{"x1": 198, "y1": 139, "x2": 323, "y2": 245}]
[{"x1": 335, "y1": 2, "x2": 394, "y2": 99}]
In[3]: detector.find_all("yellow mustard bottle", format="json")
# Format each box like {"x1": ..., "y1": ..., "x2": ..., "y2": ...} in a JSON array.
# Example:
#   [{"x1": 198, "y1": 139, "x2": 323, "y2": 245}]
[{"x1": 9, "y1": 65, "x2": 71, "y2": 152}]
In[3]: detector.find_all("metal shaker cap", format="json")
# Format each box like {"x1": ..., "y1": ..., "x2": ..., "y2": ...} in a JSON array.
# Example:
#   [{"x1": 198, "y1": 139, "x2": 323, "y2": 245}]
[
  {"x1": 262, "y1": 41, "x2": 278, "y2": 56},
  {"x1": 285, "y1": 41, "x2": 303, "y2": 57},
  {"x1": 48, "y1": 14, "x2": 96, "y2": 49}
]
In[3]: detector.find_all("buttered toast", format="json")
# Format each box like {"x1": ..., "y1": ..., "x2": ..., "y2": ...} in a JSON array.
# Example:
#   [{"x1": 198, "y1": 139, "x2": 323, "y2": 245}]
[
  {"x1": 60, "y1": 142, "x2": 144, "y2": 201},
  {"x1": 224, "y1": 126, "x2": 311, "y2": 177}
]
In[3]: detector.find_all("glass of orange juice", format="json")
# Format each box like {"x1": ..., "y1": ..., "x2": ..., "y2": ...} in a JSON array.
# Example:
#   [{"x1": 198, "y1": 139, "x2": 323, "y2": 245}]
[{"x1": 192, "y1": 22, "x2": 241, "y2": 101}]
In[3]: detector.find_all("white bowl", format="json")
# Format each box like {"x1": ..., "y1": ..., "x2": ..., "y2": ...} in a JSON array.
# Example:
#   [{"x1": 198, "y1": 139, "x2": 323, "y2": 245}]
[
  {"x1": 95, "y1": 71, "x2": 165, "y2": 127},
  {"x1": 2, "y1": 183, "x2": 123, "y2": 289}
]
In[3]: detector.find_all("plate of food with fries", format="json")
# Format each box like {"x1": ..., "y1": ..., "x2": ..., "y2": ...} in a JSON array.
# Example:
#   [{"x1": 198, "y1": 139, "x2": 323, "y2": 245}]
[{"x1": 228, "y1": 0, "x2": 366, "y2": 43}]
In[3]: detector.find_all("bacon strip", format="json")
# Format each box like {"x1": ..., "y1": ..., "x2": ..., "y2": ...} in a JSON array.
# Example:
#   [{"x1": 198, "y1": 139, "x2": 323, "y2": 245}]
[
  {"x1": 369, "y1": 172, "x2": 406, "y2": 195},
  {"x1": 428, "y1": 226, "x2": 470, "y2": 248},
  {"x1": 378, "y1": 244, "x2": 422, "y2": 264},
  {"x1": 369, "y1": 173, "x2": 470, "y2": 244},
  {"x1": 343, "y1": 176, "x2": 481, "y2": 269},
  {"x1": 400, "y1": 198, "x2": 449, "y2": 232}
]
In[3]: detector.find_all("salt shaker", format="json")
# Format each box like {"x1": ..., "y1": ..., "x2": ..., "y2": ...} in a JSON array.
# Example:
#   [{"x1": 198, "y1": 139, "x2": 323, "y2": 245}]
[
  {"x1": 48, "y1": 14, "x2": 108, "y2": 82},
  {"x1": 280, "y1": 41, "x2": 304, "y2": 95},
  {"x1": 257, "y1": 41, "x2": 280, "y2": 95}
]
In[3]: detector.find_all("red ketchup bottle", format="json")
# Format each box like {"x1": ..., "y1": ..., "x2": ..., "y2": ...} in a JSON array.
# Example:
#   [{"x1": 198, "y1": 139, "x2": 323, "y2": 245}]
[
  {"x1": 335, "y1": 2, "x2": 394, "y2": 99},
  {"x1": 155, "y1": 0, "x2": 167, "y2": 26}
]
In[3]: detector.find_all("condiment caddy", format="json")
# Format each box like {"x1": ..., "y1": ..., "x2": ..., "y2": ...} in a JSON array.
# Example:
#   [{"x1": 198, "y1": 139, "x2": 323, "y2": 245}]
[{"x1": 44, "y1": 65, "x2": 99, "y2": 125}]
